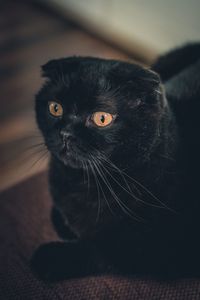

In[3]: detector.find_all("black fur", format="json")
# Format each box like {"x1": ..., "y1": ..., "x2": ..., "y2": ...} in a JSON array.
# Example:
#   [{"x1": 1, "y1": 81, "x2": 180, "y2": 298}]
[{"x1": 31, "y1": 44, "x2": 200, "y2": 281}]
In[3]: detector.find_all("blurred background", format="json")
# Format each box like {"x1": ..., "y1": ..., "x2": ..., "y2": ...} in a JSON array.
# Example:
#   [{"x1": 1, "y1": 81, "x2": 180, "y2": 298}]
[{"x1": 0, "y1": 0, "x2": 199, "y2": 192}]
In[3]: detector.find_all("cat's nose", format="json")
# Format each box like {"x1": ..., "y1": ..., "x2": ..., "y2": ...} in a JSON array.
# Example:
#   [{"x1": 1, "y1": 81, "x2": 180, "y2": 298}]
[
  {"x1": 60, "y1": 131, "x2": 73, "y2": 150},
  {"x1": 60, "y1": 130, "x2": 72, "y2": 141}
]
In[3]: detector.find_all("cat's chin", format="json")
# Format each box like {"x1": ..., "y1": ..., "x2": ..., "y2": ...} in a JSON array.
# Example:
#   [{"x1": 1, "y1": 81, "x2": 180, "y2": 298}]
[
  {"x1": 57, "y1": 152, "x2": 85, "y2": 169},
  {"x1": 63, "y1": 158, "x2": 82, "y2": 169}
]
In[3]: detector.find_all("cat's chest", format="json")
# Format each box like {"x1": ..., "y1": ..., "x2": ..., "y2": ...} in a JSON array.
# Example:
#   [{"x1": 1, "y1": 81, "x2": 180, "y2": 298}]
[{"x1": 50, "y1": 166, "x2": 108, "y2": 237}]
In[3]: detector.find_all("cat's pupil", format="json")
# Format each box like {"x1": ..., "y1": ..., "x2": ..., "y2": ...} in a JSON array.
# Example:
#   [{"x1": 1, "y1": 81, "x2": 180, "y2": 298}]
[
  {"x1": 54, "y1": 104, "x2": 58, "y2": 112},
  {"x1": 100, "y1": 115, "x2": 105, "y2": 123}
]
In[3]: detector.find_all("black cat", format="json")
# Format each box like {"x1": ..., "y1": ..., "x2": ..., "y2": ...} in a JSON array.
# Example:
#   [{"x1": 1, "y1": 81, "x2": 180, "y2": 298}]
[{"x1": 31, "y1": 44, "x2": 200, "y2": 281}]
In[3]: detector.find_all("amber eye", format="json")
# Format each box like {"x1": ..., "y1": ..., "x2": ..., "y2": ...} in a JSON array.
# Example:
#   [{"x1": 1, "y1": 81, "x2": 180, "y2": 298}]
[
  {"x1": 48, "y1": 101, "x2": 63, "y2": 117},
  {"x1": 91, "y1": 112, "x2": 114, "y2": 127}
]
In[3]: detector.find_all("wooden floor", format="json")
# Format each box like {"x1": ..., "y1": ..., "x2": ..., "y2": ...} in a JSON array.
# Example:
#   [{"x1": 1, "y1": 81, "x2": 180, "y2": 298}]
[{"x1": 0, "y1": 0, "x2": 139, "y2": 191}]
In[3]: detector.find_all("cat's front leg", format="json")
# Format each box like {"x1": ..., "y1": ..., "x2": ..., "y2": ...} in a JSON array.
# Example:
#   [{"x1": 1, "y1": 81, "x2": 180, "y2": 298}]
[
  {"x1": 51, "y1": 206, "x2": 77, "y2": 241},
  {"x1": 31, "y1": 240, "x2": 110, "y2": 281}
]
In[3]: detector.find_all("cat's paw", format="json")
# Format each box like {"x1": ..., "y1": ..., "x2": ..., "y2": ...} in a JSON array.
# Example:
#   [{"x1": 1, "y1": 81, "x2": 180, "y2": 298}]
[
  {"x1": 31, "y1": 241, "x2": 72, "y2": 282},
  {"x1": 31, "y1": 240, "x2": 108, "y2": 281}
]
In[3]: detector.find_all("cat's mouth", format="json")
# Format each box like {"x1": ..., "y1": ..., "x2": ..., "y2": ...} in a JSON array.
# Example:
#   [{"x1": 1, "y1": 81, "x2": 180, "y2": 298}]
[
  {"x1": 59, "y1": 143, "x2": 74, "y2": 161},
  {"x1": 58, "y1": 142, "x2": 89, "y2": 168},
  {"x1": 60, "y1": 143, "x2": 70, "y2": 157}
]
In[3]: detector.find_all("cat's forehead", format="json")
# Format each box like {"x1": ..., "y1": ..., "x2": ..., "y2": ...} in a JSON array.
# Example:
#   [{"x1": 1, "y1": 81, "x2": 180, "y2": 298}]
[
  {"x1": 56, "y1": 78, "x2": 117, "y2": 114},
  {"x1": 42, "y1": 56, "x2": 160, "y2": 112},
  {"x1": 52, "y1": 61, "x2": 117, "y2": 110}
]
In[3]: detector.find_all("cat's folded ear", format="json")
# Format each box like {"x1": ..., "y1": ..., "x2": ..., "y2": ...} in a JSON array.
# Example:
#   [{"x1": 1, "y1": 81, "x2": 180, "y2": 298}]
[
  {"x1": 115, "y1": 62, "x2": 162, "y2": 88},
  {"x1": 142, "y1": 68, "x2": 161, "y2": 86},
  {"x1": 41, "y1": 59, "x2": 60, "y2": 79},
  {"x1": 127, "y1": 67, "x2": 164, "y2": 106},
  {"x1": 140, "y1": 68, "x2": 164, "y2": 96},
  {"x1": 144, "y1": 68, "x2": 165, "y2": 96}
]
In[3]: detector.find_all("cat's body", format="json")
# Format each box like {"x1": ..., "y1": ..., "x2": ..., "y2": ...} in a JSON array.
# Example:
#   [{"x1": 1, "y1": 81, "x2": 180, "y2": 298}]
[{"x1": 32, "y1": 44, "x2": 200, "y2": 281}]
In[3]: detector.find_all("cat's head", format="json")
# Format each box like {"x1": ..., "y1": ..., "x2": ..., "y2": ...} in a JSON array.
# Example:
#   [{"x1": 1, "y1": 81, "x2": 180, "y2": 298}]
[{"x1": 35, "y1": 57, "x2": 166, "y2": 169}]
